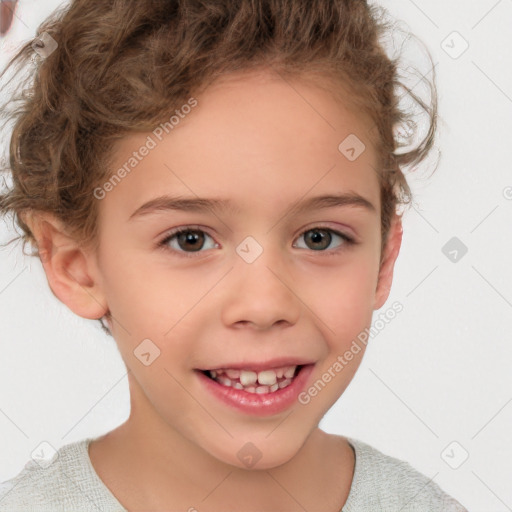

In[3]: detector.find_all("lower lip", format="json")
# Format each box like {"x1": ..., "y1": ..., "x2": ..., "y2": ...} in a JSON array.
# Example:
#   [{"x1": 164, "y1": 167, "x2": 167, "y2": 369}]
[{"x1": 196, "y1": 364, "x2": 315, "y2": 416}]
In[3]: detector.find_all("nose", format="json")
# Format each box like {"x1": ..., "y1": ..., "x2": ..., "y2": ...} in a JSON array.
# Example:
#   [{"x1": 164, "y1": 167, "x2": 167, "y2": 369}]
[{"x1": 219, "y1": 246, "x2": 302, "y2": 331}]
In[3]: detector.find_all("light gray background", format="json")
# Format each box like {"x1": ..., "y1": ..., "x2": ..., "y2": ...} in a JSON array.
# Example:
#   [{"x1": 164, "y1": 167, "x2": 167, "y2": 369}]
[{"x1": 1, "y1": 1, "x2": 511, "y2": 510}]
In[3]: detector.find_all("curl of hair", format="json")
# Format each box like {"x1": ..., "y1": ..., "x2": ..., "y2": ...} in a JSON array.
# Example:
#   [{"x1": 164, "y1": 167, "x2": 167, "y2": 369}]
[{"x1": 0, "y1": 0, "x2": 438, "y2": 337}]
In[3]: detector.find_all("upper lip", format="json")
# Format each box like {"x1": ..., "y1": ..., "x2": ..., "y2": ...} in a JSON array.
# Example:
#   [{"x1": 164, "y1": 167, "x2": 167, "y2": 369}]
[{"x1": 198, "y1": 357, "x2": 316, "y2": 373}]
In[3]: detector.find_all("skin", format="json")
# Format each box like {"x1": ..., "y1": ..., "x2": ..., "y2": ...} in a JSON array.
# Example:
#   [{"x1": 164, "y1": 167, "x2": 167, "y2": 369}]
[
  {"x1": 27, "y1": 68, "x2": 403, "y2": 511},
  {"x1": 0, "y1": 0, "x2": 18, "y2": 36}
]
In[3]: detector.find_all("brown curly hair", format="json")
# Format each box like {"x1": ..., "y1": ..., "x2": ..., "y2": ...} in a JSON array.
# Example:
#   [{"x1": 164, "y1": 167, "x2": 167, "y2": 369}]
[{"x1": 0, "y1": 0, "x2": 438, "y2": 334}]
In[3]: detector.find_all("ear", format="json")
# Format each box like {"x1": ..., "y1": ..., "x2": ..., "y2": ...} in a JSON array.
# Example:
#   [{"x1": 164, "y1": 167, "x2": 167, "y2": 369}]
[
  {"x1": 373, "y1": 213, "x2": 403, "y2": 310},
  {"x1": 0, "y1": 1, "x2": 17, "y2": 36},
  {"x1": 24, "y1": 212, "x2": 108, "y2": 320}
]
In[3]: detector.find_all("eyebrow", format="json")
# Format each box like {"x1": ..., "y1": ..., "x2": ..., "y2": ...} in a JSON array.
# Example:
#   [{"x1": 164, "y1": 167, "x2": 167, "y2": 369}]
[{"x1": 128, "y1": 192, "x2": 376, "y2": 221}]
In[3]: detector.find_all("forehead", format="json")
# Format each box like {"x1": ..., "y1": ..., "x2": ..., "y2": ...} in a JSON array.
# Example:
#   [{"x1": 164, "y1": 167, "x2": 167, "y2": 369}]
[{"x1": 102, "y1": 69, "x2": 381, "y2": 219}]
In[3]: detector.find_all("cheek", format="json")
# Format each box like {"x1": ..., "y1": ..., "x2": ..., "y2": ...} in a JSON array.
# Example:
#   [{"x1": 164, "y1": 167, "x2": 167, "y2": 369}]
[
  {"x1": 305, "y1": 257, "x2": 379, "y2": 347},
  {"x1": 100, "y1": 249, "x2": 197, "y2": 324},
  {"x1": 311, "y1": 257, "x2": 378, "y2": 313},
  {"x1": 100, "y1": 260, "x2": 209, "y2": 364}
]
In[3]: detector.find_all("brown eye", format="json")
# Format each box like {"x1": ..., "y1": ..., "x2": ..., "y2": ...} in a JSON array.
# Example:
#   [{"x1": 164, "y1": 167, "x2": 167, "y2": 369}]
[
  {"x1": 303, "y1": 229, "x2": 332, "y2": 251},
  {"x1": 175, "y1": 230, "x2": 205, "y2": 252},
  {"x1": 160, "y1": 227, "x2": 217, "y2": 255},
  {"x1": 294, "y1": 227, "x2": 354, "y2": 253}
]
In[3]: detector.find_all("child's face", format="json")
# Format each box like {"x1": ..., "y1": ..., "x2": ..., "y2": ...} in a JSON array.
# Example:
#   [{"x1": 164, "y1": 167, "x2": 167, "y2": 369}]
[{"x1": 91, "y1": 69, "x2": 400, "y2": 468}]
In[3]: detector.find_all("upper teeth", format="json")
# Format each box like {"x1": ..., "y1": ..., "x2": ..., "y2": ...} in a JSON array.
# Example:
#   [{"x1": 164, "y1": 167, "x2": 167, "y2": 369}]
[
  {"x1": 211, "y1": 365, "x2": 298, "y2": 387},
  {"x1": 240, "y1": 370, "x2": 257, "y2": 386},
  {"x1": 256, "y1": 370, "x2": 277, "y2": 386}
]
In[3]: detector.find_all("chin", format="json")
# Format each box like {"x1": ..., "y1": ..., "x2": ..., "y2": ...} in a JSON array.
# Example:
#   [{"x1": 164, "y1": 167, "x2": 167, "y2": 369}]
[{"x1": 208, "y1": 436, "x2": 304, "y2": 471}]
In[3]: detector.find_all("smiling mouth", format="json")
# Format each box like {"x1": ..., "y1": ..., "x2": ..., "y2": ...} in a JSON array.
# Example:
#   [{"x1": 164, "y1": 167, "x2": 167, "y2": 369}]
[{"x1": 201, "y1": 365, "x2": 303, "y2": 394}]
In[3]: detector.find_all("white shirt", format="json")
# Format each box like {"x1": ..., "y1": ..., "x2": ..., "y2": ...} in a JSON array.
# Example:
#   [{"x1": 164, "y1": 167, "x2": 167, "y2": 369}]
[{"x1": 0, "y1": 435, "x2": 468, "y2": 511}]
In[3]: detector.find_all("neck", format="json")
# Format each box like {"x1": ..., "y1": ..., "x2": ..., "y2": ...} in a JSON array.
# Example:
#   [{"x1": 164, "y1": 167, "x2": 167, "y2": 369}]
[{"x1": 88, "y1": 376, "x2": 355, "y2": 511}]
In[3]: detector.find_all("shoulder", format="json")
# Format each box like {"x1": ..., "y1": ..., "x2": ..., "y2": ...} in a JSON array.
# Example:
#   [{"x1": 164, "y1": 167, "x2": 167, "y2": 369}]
[
  {"x1": 343, "y1": 437, "x2": 468, "y2": 512},
  {"x1": 0, "y1": 438, "x2": 125, "y2": 512}
]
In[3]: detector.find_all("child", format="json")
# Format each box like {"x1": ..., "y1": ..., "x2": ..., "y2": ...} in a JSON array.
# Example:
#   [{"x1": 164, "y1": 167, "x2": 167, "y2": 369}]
[{"x1": 0, "y1": 0, "x2": 468, "y2": 510}]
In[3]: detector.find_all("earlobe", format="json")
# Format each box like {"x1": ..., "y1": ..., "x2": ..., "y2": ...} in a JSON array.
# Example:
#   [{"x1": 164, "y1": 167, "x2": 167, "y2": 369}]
[
  {"x1": 25, "y1": 212, "x2": 109, "y2": 320},
  {"x1": 373, "y1": 213, "x2": 403, "y2": 310}
]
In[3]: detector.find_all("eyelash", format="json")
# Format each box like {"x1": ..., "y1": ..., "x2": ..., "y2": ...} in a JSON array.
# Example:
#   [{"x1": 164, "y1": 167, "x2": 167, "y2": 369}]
[{"x1": 157, "y1": 225, "x2": 357, "y2": 259}]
